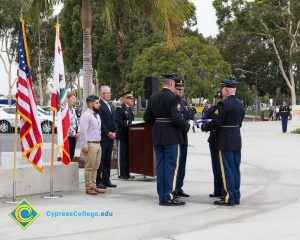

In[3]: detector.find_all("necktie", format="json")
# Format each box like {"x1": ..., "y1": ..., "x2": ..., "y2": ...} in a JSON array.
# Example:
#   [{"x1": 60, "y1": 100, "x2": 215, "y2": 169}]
[{"x1": 106, "y1": 102, "x2": 112, "y2": 112}]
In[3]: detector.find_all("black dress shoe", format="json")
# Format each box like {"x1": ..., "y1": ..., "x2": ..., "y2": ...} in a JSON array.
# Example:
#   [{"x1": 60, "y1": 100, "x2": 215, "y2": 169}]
[
  {"x1": 128, "y1": 175, "x2": 135, "y2": 179},
  {"x1": 213, "y1": 199, "x2": 235, "y2": 206},
  {"x1": 209, "y1": 193, "x2": 223, "y2": 198},
  {"x1": 103, "y1": 181, "x2": 117, "y2": 188},
  {"x1": 160, "y1": 198, "x2": 186, "y2": 206},
  {"x1": 173, "y1": 193, "x2": 180, "y2": 199},
  {"x1": 177, "y1": 192, "x2": 190, "y2": 197},
  {"x1": 96, "y1": 183, "x2": 107, "y2": 189},
  {"x1": 118, "y1": 176, "x2": 129, "y2": 180}
]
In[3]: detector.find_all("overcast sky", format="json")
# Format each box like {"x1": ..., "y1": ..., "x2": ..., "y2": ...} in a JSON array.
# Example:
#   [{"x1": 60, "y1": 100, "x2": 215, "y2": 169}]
[{"x1": 0, "y1": 0, "x2": 219, "y2": 96}]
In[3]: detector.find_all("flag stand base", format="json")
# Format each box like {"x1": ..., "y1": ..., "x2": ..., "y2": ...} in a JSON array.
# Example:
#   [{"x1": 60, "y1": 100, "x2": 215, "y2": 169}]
[
  {"x1": 41, "y1": 177, "x2": 62, "y2": 199},
  {"x1": 4, "y1": 181, "x2": 19, "y2": 204}
]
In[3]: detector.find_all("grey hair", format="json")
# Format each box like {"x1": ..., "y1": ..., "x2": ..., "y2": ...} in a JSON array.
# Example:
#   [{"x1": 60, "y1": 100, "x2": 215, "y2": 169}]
[
  {"x1": 162, "y1": 78, "x2": 172, "y2": 85},
  {"x1": 100, "y1": 85, "x2": 110, "y2": 95}
]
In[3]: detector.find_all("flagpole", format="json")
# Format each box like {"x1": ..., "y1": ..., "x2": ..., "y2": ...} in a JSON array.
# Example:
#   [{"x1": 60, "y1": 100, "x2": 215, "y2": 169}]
[
  {"x1": 43, "y1": 16, "x2": 62, "y2": 199},
  {"x1": 5, "y1": 105, "x2": 19, "y2": 204},
  {"x1": 42, "y1": 102, "x2": 61, "y2": 199},
  {"x1": 50, "y1": 111, "x2": 56, "y2": 197}
]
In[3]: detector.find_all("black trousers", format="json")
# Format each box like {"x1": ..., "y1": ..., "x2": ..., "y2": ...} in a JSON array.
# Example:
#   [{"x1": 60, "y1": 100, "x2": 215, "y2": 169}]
[
  {"x1": 96, "y1": 140, "x2": 114, "y2": 184},
  {"x1": 118, "y1": 140, "x2": 130, "y2": 177},
  {"x1": 68, "y1": 137, "x2": 77, "y2": 160}
]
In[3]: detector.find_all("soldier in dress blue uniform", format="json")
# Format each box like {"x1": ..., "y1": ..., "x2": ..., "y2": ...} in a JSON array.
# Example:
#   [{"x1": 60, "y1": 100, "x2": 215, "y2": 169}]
[
  {"x1": 115, "y1": 91, "x2": 135, "y2": 179},
  {"x1": 201, "y1": 80, "x2": 245, "y2": 206},
  {"x1": 203, "y1": 91, "x2": 224, "y2": 198},
  {"x1": 279, "y1": 100, "x2": 290, "y2": 133},
  {"x1": 144, "y1": 73, "x2": 190, "y2": 206},
  {"x1": 173, "y1": 78, "x2": 190, "y2": 198}
]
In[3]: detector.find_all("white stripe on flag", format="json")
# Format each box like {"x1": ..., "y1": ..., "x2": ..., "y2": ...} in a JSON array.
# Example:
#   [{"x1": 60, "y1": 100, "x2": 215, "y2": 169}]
[
  {"x1": 18, "y1": 97, "x2": 31, "y2": 114},
  {"x1": 18, "y1": 69, "x2": 27, "y2": 82}
]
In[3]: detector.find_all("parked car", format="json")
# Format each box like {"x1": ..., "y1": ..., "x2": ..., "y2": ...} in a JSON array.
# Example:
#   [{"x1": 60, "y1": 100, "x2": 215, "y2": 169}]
[
  {"x1": 0, "y1": 106, "x2": 57, "y2": 134},
  {"x1": 0, "y1": 104, "x2": 10, "y2": 108}
]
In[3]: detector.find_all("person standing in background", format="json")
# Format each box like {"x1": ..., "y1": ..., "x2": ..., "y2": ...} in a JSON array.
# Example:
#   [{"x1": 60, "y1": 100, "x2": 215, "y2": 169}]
[
  {"x1": 67, "y1": 92, "x2": 80, "y2": 160},
  {"x1": 115, "y1": 92, "x2": 135, "y2": 180},
  {"x1": 279, "y1": 100, "x2": 291, "y2": 133}
]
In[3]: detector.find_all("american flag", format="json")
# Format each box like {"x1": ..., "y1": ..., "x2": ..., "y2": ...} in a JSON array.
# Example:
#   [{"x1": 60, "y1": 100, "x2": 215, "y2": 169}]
[{"x1": 17, "y1": 18, "x2": 44, "y2": 172}]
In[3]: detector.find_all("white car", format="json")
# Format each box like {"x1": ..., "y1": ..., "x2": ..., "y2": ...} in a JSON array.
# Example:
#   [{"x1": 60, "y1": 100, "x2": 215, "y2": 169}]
[
  {"x1": 0, "y1": 104, "x2": 9, "y2": 108},
  {"x1": 0, "y1": 106, "x2": 57, "y2": 134}
]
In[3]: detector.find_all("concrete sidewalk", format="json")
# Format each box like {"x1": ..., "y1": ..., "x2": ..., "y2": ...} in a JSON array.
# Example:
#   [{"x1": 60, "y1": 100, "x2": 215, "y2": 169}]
[{"x1": 0, "y1": 120, "x2": 300, "y2": 240}]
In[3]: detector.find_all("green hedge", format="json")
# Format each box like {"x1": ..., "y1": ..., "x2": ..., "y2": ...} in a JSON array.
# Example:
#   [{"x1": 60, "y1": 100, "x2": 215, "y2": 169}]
[{"x1": 291, "y1": 128, "x2": 300, "y2": 134}]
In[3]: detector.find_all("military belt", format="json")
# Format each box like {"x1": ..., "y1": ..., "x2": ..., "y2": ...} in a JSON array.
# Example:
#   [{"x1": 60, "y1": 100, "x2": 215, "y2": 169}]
[
  {"x1": 155, "y1": 118, "x2": 172, "y2": 123},
  {"x1": 281, "y1": 111, "x2": 289, "y2": 112},
  {"x1": 221, "y1": 125, "x2": 240, "y2": 128}
]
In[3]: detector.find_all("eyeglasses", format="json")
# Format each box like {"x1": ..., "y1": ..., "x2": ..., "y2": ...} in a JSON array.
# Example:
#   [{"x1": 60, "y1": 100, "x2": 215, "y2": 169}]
[{"x1": 103, "y1": 92, "x2": 111, "y2": 94}]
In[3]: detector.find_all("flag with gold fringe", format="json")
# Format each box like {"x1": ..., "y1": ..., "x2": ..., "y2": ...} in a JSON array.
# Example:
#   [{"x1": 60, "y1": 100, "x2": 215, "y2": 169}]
[
  {"x1": 50, "y1": 23, "x2": 71, "y2": 165},
  {"x1": 17, "y1": 18, "x2": 44, "y2": 172}
]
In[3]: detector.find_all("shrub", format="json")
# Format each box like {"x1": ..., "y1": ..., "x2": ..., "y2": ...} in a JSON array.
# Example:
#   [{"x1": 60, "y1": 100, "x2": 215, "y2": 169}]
[{"x1": 291, "y1": 128, "x2": 300, "y2": 134}]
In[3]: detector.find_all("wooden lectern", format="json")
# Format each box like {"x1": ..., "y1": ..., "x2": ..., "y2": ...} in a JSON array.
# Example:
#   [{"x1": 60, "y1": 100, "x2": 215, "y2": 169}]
[{"x1": 128, "y1": 122, "x2": 156, "y2": 177}]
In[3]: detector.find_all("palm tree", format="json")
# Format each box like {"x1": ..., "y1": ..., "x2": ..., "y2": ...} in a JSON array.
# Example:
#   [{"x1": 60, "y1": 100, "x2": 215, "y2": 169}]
[{"x1": 29, "y1": 0, "x2": 195, "y2": 108}]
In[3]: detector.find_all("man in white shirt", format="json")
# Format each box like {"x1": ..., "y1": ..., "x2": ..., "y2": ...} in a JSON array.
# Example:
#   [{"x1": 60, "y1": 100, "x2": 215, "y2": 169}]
[{"x1": 80, "y1": 95, "x2": 106, "y2": 195}]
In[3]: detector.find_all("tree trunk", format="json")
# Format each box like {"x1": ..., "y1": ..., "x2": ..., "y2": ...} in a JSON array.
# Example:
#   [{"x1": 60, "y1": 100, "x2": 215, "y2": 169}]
[
  {"x1": 82, "y1": 0, "x2": 93, "y2": 110},
  {"x1": 37, "y1": 19, "x2": 43, "y2": 106},
  {"x1": 8, "y1": 63, "x2": 12, "y2": 105},
  {"x1": 95, "y1": 70, "x2": 99, "y2": 96},
  {"x1": 0, "y1": 35, "x2": 13, "y2": 105},
  {"x1": 290, "y1": 85, "x2": 296, "y2": 106},
  {"x1": 42, "y1": 74, "x2": 48, "y2": 105},
  {"x1": 77, "y1": 74, "x2": 82, "y2": 105}
]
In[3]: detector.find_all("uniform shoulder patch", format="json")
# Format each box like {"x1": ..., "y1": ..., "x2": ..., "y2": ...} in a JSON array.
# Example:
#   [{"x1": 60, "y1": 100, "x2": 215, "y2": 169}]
[
  {"x1": 214, "y1": 109, "x2": 219, "y2": 115},
  {"x1": 177, "y1": 103, "x2": 181, "y2": 111}
]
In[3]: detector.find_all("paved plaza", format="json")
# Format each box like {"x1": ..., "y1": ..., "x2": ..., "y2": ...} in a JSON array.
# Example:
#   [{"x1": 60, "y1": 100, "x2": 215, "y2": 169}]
[{"x1": 0, "y1": 120, "x2": 300, "y2": 240}]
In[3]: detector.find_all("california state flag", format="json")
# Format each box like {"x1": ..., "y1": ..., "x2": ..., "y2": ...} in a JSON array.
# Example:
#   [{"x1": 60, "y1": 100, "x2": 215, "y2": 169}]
[{"x1": 50, "y1": 24, "x2": 71, "y2": 165}]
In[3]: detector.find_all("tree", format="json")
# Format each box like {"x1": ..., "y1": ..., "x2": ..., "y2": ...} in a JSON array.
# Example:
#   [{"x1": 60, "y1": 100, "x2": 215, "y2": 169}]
[
  {"x1": 214, "y1": 0, "x2": 300, "y2": 105},
  {"x1": 82, "y1": 0, "x2": 196, "y2": 108},
  {"x1": 60, "y1": 0, "x2": 83, "y2": 101},
  {"x1": 130, "y1": 36, "x2": 231, "y2": 98},
  {"x1": 32, "y1": 0, "x2": 195, "y2": 109},
  {"x1": 0, "y1": 0, "x2": 22, "y2": 104},
  {"x1": 26, "y1": 13, "x2": 56, "y2": 105}
]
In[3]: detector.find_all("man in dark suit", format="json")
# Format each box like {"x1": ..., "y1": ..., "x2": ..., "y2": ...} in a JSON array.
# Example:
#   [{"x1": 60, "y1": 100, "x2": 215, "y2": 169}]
[
  {"x1": 144, "y1": 74, "x2": 190, "y2": 206},
  {"x1": 96, "y1": 86, "x2": 117, "y2": 189},
  {"x1": 115, "y1": 91, "x2": 135, "y2": 179},
  {"x1": 202, "y1": 80, "x2": 245, "y2": 206}
]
